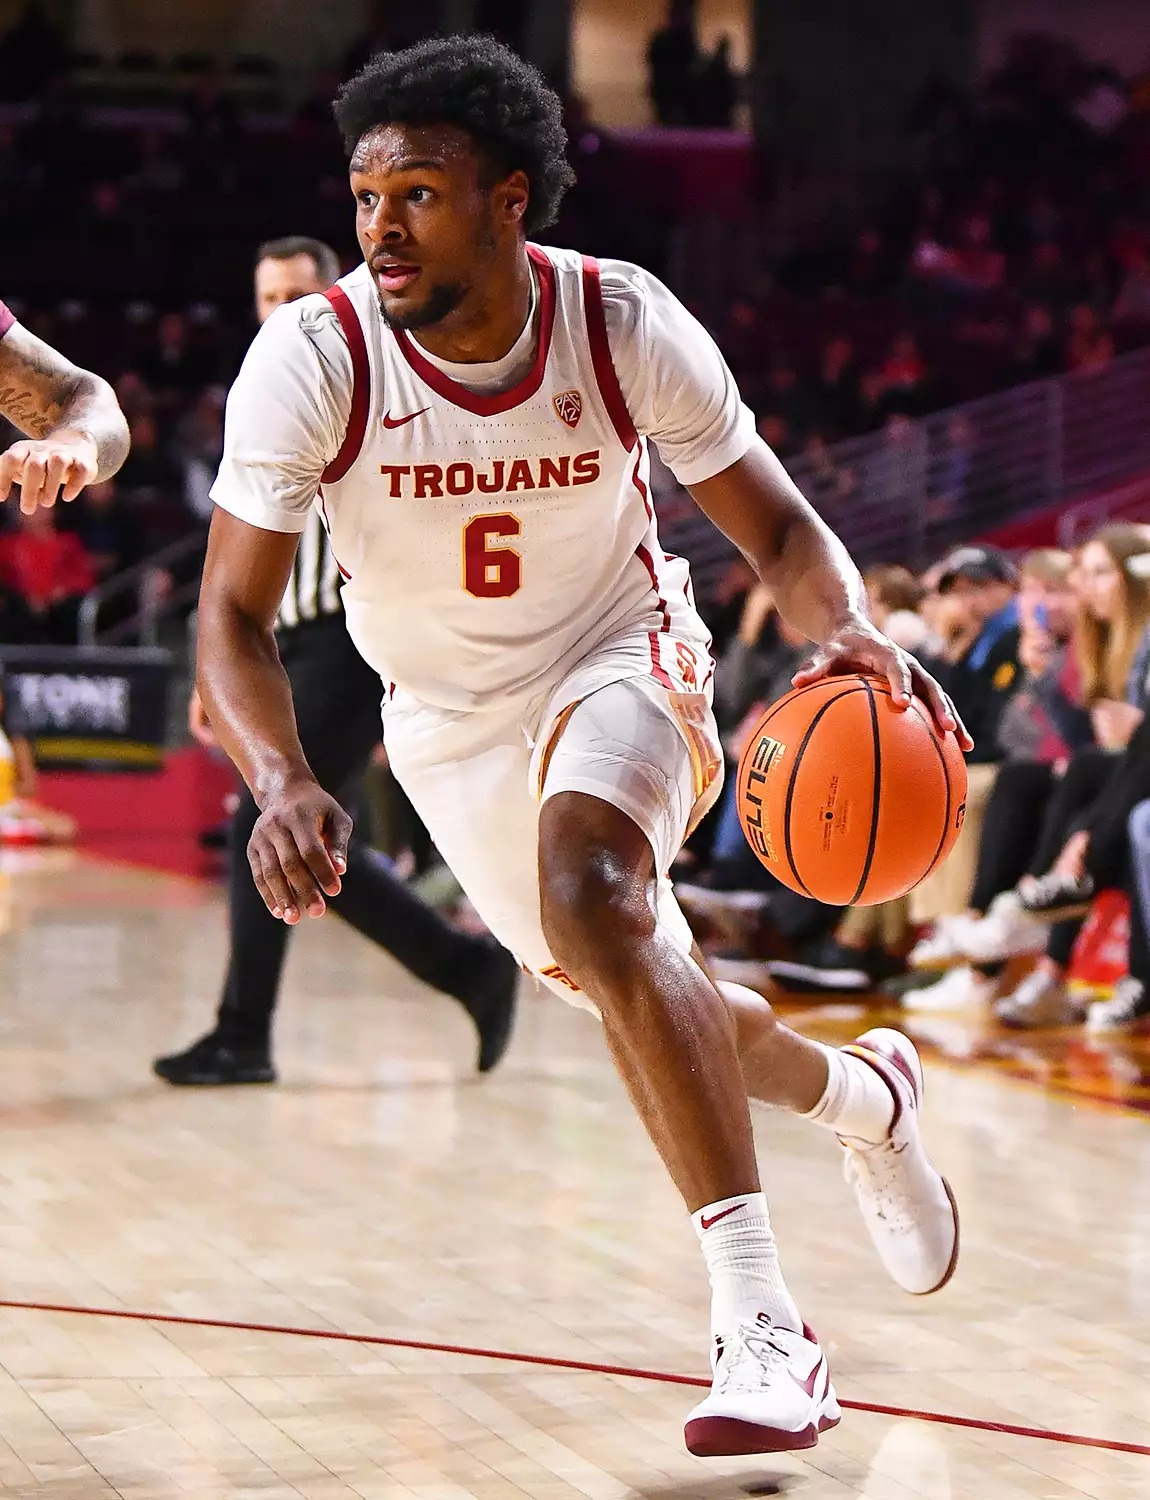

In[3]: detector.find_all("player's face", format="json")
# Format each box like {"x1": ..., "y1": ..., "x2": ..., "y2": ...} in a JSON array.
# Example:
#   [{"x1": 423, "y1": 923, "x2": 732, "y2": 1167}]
[
  {"x1": 349, "y1": 124, "x2": 528, "y2": 332},
  {"x1": 254, "y1": 254, "x2": 328, "y2": 325}
]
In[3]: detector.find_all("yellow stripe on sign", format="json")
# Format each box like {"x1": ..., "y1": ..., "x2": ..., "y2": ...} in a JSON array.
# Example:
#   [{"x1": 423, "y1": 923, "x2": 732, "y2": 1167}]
[{"x1": 33, "y1": 739, "x2": 164, "y2": 766}]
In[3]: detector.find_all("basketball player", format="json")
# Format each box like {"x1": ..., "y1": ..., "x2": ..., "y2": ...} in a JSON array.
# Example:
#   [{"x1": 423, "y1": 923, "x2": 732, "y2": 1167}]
[
  {"x1": 197, "y1": 38, "x2": 971, "y2": 1457},
  {"x1": 157, "y1": 236, "x2": 519, "y2": 1085},
  {"x1": 0, "y1": 302, "x2": 129, "y2": 508}
]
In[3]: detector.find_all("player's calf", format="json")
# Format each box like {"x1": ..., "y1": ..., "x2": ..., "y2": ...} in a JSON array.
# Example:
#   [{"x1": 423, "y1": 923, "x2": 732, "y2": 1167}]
[{"x1": 540, "y1": 792, "x2": 807, "y2": 1349}]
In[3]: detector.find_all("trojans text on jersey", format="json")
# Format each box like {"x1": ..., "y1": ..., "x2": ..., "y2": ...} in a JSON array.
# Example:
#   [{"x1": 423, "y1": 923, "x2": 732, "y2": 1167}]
[{"x1": 378, "y1": 450, "x2": 601, "y2": 499}]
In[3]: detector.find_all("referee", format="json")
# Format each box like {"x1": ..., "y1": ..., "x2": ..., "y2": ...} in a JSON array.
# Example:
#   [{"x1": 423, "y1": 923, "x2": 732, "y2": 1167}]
[{"x1": 155, "y1": 236, "x2": 518, "y2": 1085}]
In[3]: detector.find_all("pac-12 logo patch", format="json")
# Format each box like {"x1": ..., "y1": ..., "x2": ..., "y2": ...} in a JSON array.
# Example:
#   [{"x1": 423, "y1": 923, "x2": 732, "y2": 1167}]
[{"x1": 553, "y1": 389, "x2": 582, "y2": 429}]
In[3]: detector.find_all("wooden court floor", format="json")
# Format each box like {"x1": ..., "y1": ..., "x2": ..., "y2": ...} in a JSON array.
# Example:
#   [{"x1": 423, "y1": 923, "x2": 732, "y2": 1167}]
[{"x1": 1, "y1": 847, "x2": 1149, "y2": 1499}]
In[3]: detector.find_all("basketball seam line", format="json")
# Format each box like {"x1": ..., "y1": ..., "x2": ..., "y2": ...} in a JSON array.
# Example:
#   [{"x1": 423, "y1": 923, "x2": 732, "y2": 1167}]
[
  {"x1": 782, "y1": 689, "x2": 863, "y2": 899},
  {"x1": 755, "y1": 676, "x2": 863, "y2": 733},
  {"x1": 920, "y1": 710, "x2": 953, "y2": 887},
  {"x1": 848, "y1": 680, "x2": 882, "y2": 905}
]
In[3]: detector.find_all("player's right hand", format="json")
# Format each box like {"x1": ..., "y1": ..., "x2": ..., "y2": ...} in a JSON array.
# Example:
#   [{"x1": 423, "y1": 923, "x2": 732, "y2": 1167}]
[{"x1": 247, "y1": 777, "x2": 352, "y2": 924}]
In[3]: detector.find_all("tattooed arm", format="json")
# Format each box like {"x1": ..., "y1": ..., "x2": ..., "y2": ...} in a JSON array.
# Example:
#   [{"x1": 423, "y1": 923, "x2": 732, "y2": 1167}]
[{"x1": 0, "y1": 320, "x2": 131, "y2": 513}]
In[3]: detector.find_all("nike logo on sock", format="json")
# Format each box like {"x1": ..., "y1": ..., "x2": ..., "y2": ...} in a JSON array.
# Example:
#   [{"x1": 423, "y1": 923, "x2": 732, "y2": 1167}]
[
  {"x1": 382, "y1": 407, "x2": 430, "y2": 428},
  {"x1": 699, "y1": 1202, "x2": 747, "y2": 1230}
]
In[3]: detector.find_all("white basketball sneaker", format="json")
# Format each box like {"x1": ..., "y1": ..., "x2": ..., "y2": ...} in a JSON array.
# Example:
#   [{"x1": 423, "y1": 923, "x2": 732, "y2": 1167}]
[
  {"x1": 684, "y1": 1314, "x2": 841, "y2": 1456},
  {"x1": 840, "y1": 1028, "x2": 960, "y2": 1295}
]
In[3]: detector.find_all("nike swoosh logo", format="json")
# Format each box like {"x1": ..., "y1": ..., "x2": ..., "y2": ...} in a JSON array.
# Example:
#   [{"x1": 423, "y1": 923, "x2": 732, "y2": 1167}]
[
  {"x1": 382, "y1": 407, "x2": 430, "y2": 429},
  {"x1": 792, "y1": 1356, "x2": 826, "y2": 1400},
  {"x1": 699, "y1": 1202, "x2": 746, "y2": 1231}
]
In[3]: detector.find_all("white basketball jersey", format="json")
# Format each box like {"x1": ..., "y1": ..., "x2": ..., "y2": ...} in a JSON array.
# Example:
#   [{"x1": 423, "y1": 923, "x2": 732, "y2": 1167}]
[{"x1": 314, "y1": 245, "x2": 710, "y2": 712}]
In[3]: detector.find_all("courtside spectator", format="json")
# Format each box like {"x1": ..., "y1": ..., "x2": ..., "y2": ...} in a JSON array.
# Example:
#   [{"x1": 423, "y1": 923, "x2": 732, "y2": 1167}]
[{"x1": 0, "y1": 506, "x2": 96, "y2": 643}]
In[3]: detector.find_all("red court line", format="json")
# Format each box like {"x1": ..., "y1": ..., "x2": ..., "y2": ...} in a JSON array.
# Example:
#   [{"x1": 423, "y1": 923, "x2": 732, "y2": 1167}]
[{"x1": 1, "y1": 1297, "x2": 1147, "y2": 1459}]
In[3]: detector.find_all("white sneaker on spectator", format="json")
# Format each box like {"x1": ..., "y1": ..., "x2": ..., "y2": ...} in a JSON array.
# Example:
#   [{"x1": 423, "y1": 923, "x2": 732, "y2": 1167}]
[
  {"x1": 902, "y1": 965, "x2": 993, "y2": 1011},
  {"x1": 708, "y1": 954, "x2": 773, "y2": 992},
  {"x1": 675, "y1": 884, "x2": 770, "y2": 947},
  {"x1": 674, "y1": 884, "x2": 771, "y2": 920},
  {"x1": 963, "y1": 892, "x2": 1047, "y2": 965},
  {"x1": 995, "y1": 968, "x2": 1085, "y2": 1029},
  {"x1": 1087, "y1": 978, "x2": 1149, "y2": 1032},
  {"x1": 908, "y1": 914, "x2": 980, "y2": 970},
  {"x1": 1018, "y1": 870, "x2": 1095, "y2": 923}
]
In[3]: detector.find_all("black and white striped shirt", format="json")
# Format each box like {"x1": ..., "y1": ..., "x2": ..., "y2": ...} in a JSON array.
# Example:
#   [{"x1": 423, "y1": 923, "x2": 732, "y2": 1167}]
[{"x1": 276, "y1": 507, "x2": 343, "y2": 631}]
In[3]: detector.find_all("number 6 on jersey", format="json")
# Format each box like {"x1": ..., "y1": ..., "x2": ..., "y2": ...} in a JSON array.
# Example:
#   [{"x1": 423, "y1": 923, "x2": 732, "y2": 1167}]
[{"x1": 463, "y1": 513, "x2": 522, "y2": 598}]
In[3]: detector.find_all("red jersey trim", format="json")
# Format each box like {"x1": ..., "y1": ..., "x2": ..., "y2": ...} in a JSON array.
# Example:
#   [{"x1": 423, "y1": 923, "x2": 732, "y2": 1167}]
[
  {"x1": 322, "y1": 286, "x2": 371, "y2": 484},
  {"x1": 631, "y1": 450, "x2": 672, "y2": 690},
  {"x1": 315, "y1": 484, "x2": 351, "y2": 580},
  {"x1": 392, "y1": 245, "x2": 557, "y2": 416},
  {"x1": 581, "y1": 255, "x2": 637, "y2": 452}
]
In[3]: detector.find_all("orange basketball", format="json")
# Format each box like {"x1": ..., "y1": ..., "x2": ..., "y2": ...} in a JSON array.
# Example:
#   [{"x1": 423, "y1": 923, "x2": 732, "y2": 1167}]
[{"x1": 735, "y1": 675, "x2": 968, "y2": 906}]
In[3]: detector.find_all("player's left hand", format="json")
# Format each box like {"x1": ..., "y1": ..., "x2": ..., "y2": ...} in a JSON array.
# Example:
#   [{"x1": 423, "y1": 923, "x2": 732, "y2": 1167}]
[
  {"x1": 792, "y1": 615, "x2": 974, "y2": 750},
  {"x1": 0, "y1": 431, "x2": 99, "y2": 513}
]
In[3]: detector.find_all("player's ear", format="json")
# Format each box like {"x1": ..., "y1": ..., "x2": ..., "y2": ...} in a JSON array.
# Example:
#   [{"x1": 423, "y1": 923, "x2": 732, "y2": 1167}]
[{"x1": 499, "y1": 170, "x2": 530, "y2": 229}]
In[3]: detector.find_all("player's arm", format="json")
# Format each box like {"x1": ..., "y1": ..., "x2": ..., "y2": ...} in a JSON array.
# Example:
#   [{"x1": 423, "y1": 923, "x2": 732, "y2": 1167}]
[
  {"x1": 197, "y1": 298, "x2": 355, "y2": 922},
  {"x1": 611, "y1": 264, "x2": 970, "y2": 744},
  {"x1": 0, "y1": 321, "x2": 131, "y2": 511},
  {"x1": 198, "y1": 511, "x2": 351, "y2": 923},
  {"x1": 688, "y1": 444, "x2": 969, "y2": 745}
]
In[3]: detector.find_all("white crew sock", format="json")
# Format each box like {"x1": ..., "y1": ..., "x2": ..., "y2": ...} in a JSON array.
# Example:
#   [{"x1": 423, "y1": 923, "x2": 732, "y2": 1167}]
[
  {"x1": 802, "y1": 1043, "x2": 895, "y2": 1146},
  {"x1": 692, "y1": 1192, "x2": 802, "y2": 1337},
  {"x1": 713, "y1": 979, "x2": 895, "y2": 1147}
]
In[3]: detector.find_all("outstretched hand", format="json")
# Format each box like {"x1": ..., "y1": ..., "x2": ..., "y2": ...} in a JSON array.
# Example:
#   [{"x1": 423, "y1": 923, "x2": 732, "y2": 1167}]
[
  {"x1": 792, "y1": 615, "x2": 974, "y2": 750},
  {"x1": 248, "y1": 776, "x2": 353, "y2": 923}
]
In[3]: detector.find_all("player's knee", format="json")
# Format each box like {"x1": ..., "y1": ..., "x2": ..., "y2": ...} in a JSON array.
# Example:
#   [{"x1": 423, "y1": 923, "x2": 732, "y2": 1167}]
[{"x1": 539, "y1": 840, "x2": 652, "y2": 982}]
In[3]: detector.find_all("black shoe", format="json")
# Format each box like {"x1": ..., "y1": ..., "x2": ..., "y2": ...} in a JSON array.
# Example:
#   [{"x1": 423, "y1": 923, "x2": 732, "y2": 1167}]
[
  {"x1": 153, "y1": 1030, "x2": 277, "y2": 1086},
  {"x1": 1018, "y1": 871, "x2": 1095, "y2": 922},
  {"x1": 768, "y1": 938, "x2": 904, "y2": 995},
  {"x1": 459, "y1": 941, "x2": 520, "y2": 1073}
]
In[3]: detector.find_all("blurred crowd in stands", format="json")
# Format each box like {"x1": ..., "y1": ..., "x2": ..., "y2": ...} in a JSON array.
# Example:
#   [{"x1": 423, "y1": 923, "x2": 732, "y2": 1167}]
[{"x1": 729, "y1": 33, "x2": 1150, "y2": 461}]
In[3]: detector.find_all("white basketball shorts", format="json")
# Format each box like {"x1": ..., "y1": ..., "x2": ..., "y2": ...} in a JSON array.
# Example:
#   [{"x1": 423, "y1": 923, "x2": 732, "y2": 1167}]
[{"x1": 381, "y1": 624, "x2": 724, "y2": 1010}]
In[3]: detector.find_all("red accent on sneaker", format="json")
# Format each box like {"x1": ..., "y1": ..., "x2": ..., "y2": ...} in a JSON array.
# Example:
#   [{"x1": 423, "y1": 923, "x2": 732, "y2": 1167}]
[
  {"x1": 684, "y1": 1410, "x2": 839, "y2": 1457},
  {"x1": 792, "y1": 1356, "x2": 826, "y2": 1399},
  {"x1": 851, "y1": 1039, "x2": 919, "y2": 1100},
  {"x1": 699, "y1": 1202, "x2": 747, "y2": 1230},
  {"x1": 841, "y1": 1041, "x2": 916, "y2": 1131}
]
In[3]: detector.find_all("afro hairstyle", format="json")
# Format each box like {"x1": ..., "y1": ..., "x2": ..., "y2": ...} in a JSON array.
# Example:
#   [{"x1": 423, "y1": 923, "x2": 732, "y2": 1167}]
[{"x1": 333, "y1": 34, "x2": 576, "y2": 236}]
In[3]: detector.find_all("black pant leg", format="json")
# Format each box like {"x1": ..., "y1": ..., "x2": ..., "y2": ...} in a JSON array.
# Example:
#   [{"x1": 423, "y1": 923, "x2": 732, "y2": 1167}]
[
  {"x1": 1085, "y1": 718, "x2": 1150, "y2": 887},
  {"x1": 1047, "y1": 917, "x2": 1083, "y2": 969},
  {"x1": 218, "y1": 786, "x2": 289, "y2": 1039},
  {"x1": 215, "y1": 618, "x2": 376, "y2": 1044},
  {"x1": 332, "y1": 842, "x2": 497, "y2": 998},
  {"x1": 1029, "y1": 747, "x2": 1116, "y2": 875},
  {"x1": 217, "y1": 618, "x2": 507, "y2": 1044},
  {"x1": 968, "y1": 761, "x2": 1055, "y2": 913}
]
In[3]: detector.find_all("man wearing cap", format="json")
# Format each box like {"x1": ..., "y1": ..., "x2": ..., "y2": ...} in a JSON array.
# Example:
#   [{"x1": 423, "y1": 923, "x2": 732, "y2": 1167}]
[{"x1": 928, "y1": 545, "x2": 1021, "y2": 760}]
